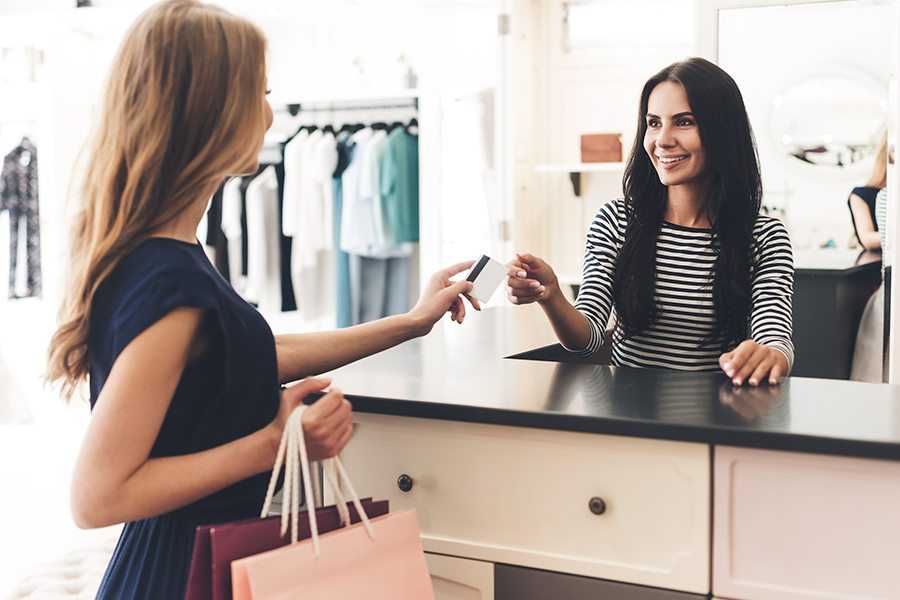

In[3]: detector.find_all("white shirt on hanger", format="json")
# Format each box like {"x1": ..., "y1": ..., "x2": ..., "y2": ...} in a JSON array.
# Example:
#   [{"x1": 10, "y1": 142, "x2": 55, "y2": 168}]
[
  {"x1": 290, "y1": 130, "x2": 338, "y2": 324},
  {"x1": 222, "y1": 177, "x2": 245, "y2": 291},
  {"x1": 292, "y1": 129, "x2": 331, "y2": 269},
  {"x1": 245, "y1": 166, "x2": 282, "y2": 314},
  {"x1": 282, "y1": 129, "x2": 310, "y2": 238}
]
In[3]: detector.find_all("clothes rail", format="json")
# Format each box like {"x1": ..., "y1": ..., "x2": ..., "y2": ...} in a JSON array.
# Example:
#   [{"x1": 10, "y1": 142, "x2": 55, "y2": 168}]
[{"x1": 282, "y1": 99, "x2": 418, "y2": 115}]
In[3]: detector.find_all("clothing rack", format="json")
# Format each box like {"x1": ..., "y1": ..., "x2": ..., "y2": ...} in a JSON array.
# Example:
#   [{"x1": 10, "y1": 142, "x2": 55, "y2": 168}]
[{"x1": 283, "y1": 99, "x2": 419, "y2": 115}]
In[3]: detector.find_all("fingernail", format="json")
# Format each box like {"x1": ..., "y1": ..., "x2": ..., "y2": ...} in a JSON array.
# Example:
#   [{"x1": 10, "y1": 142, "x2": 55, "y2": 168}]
[
  {"x1": 733, "y1": 378, "x2": 741, "y2": 386},
  {"x1": 518, "y1": 270, "x2": 526, "y2": 278},
  {"x1": 749, "y1": 379, "x2": 757, "y2": 386},
  {"x1": 538, "y1": 286, "x2": 545, "y2": 293},
  {"x1": 530, "y1": 281, "x2": 541, "y2": 288}
]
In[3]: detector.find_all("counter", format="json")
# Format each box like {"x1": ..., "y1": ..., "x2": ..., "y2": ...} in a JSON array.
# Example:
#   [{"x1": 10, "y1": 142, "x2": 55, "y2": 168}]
[
  {"x1": 792, "y1": 249, "x2": 882, "y2": 379},
  {"x1": 321, "y1": 307, "x2": 900, "y2": 600}
]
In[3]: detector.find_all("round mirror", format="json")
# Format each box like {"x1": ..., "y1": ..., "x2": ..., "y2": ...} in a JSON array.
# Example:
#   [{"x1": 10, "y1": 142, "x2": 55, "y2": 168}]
[{"x1": 771, "y1": 72, "x2": 886, "y2": 171}]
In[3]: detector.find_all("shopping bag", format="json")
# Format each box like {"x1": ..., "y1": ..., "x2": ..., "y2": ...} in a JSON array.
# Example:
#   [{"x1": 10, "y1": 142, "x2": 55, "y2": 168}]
[
  {"x1": 184, "y1": 497, "x2": 389, "y2": 600},
  {"x1": 231, "y1": 405, "x2": 434, "y2": 600}
]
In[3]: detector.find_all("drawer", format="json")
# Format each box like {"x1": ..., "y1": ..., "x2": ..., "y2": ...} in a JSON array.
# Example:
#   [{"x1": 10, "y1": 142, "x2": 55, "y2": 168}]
[
  {"x1": 426, "y1": 553, "x2": 493, "y2": 600},
  {"x1": 495, "y1": 564, "x2": 707, "y2": 599},
  {"x1": 714, "y1": 446, "x2": 900, "y2": 599},
  {"x1": 333, "y1": 413, "x2": 710, "y2": 594}
]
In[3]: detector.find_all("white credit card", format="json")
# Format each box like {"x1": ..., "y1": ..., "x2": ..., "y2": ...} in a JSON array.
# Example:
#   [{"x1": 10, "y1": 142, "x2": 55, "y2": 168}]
[{"x1": 465, "y1": 255, "x2": 505, "y2": 303}]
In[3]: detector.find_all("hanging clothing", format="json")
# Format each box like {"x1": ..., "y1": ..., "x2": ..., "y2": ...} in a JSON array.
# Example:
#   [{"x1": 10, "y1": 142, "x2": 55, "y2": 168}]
[
  {"x1": 88, "y1": 238, "x2": 280, "y2": 600},
  {"x1": 244, "y1": 166, "x2": 282, "y2": 313},
  {"x1": 342, "y1": 129, "x2": 412, "y2": 259},
  {"x1": 272, "y1": 161, "x2": 297, "y2": 312},
  {"x1": 281, "y1": 129, "x2": 310, "y2": 240},
  {"x1": 239, "y1": 177, "x2": 251, "y2": 277},
  {"x1": 333, "y1": 133, "x2": 355, "y2": 328},
  {"x1": 0, "y1": 137, "x2": 41, "y2": 299},
  {"x1": 204, "y1": 185, "x2": 230, "y2": 281},
  {"x1": 380, "y1": 128, "x2": 420, "y2": 244},
  {"x1": 339, "y1": 128, "x2": 374, "y2": 256},
  {"x1": 282, "y1": 129, "x2": 336, "y2": 323},
  {"x1": 294, "y1": 129, "x2": 335, "y2": 268},
  {"x1": 222, "y1": 177, "x2": 245, "y2": 290},
  {"x1": 349, "y1": 254, "x2": 411, "y2": 324}
]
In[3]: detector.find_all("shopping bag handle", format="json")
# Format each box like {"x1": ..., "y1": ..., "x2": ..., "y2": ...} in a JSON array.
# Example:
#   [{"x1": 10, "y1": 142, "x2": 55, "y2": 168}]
[{"x1": 260, "y1": 405, "x2": 374, "y2": 557}]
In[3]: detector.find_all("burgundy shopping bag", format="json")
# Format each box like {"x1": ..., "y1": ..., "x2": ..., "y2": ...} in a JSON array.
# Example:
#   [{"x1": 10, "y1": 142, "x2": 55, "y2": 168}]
[{"x1": 184, "y1": 498, "x2": 389, "y2": 600}]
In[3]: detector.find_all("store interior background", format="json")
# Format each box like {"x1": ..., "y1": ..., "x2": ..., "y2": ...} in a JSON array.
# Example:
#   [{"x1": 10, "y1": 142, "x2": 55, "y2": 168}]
[{"x1": 1, "y1": 0, "x2": 897, "y2": 594}]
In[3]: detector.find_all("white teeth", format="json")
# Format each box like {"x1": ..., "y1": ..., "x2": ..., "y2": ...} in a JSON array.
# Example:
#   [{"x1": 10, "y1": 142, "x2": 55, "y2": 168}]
[{"x1": 658, "y1": 156, "x2": 688, "y2": 165}]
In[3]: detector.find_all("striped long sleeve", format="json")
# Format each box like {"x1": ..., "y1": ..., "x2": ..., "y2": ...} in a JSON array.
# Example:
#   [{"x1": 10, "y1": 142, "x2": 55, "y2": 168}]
[{"x1": 569, "y1": 198, "x2": 795, "y2": 372}]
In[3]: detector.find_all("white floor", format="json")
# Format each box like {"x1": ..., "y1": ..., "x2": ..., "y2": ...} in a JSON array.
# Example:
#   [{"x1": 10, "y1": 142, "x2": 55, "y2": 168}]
[{"x1": 0, "y1": 298, "x2": 120, "y2": 597}]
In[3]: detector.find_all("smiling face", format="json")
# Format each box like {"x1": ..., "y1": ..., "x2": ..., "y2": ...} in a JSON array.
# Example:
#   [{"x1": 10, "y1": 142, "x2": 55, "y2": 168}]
[{"x1": 643, "y1": 80, "x2": 707, "y2": 187}]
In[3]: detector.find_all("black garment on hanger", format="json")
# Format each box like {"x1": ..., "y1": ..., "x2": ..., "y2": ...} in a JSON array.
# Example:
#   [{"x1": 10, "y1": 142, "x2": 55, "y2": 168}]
[
  {"x1": 239, "y1": 177, "x2": 252, "y2": 276},
  {"x1": 205, "y1": 185, "x2": 230, "y2": 282},
  {"x1": 0, "y1": 137, "x2": 41, "y2": 299},
  {"x1": 272, "y1": 160, "x2": 297, "y2": 312}
]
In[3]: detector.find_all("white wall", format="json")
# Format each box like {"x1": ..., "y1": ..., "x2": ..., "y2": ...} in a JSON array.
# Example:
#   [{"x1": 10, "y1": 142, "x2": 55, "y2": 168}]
[{"x1": 510, "y1": 0, "x2": 695, "y2": 278}]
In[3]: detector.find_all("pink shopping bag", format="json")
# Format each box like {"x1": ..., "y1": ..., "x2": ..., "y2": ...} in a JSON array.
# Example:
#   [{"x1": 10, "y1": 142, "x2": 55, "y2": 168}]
[
  {"x1": 231, "y1": 405, "x2": 434, "y2": 600},
  {"x1": 184, "y1": 498, "x2": 389, "y2": 600},
  {"x1": 231, "y1": 510, "x2": 433, "y2": 600}
]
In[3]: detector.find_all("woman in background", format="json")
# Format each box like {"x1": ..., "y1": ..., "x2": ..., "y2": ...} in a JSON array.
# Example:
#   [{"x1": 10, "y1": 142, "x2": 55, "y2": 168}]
[
  {"x1": 848, "y1": 132, "x2": 888, "y2": 250},
  {"x1": 46, "y1": 2, "x2": 477, "y2": 598}
]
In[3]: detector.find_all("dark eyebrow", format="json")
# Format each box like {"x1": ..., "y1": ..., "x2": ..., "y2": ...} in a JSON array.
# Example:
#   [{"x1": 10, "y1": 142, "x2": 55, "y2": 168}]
[{"x1": 646, "y1": 112, "x2": 695, "y2": 119}]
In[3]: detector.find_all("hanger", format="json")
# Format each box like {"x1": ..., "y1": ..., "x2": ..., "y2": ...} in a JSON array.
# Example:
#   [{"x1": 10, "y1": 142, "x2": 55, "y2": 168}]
[
  {"x1": 405, "y1": 117, "x2": 419, "y2": 135},
  {"x1": 323, "y1": 124, "x2": 336, "y2": 135}
]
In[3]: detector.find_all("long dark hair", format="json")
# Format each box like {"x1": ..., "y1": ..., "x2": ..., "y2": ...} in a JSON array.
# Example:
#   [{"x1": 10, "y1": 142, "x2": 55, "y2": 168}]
[{"x1": 612, "y1": 57, "x2": 762, "y2": 350}]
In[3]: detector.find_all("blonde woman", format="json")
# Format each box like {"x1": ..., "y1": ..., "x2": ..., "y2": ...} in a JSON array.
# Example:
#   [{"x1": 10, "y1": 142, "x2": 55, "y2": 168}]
[
  {"x1": 46, "y1": 2, "x2": 477, "y2": 597},
  {"x1": 848, "y1": 132, "x2": 888, "y2": 250}
]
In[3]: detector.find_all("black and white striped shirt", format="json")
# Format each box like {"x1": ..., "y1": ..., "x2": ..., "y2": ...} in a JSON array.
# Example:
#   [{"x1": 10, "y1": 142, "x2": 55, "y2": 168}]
[{"x1": 572, "y1": 199, "x2": 794, "y2": 371}]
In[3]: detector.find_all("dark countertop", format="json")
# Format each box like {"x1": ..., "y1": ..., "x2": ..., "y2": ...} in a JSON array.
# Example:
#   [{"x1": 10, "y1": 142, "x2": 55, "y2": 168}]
[
  {"x1": 323, "y1": 307, "x2": 900, "y2": 461},
  {"x1": 793, "y1": 249, "x2": 881, "y2": 275}
]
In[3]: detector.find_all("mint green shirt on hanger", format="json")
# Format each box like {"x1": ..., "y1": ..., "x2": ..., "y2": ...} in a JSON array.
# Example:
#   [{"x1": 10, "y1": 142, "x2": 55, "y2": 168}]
[{"x1": 380, "y1": 129, "x2": 419, "y2": 243}]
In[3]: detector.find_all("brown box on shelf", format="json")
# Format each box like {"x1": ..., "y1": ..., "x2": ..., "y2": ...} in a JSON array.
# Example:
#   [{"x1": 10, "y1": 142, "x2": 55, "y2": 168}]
[{"x1": 580, "y1": 133, "x2": 622, "y2": 163}]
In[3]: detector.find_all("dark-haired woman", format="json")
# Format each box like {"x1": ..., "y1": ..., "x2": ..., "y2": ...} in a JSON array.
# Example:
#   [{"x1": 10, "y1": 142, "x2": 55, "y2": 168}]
[{"x1": 508, "y1": 58, "x2": 794, "y2": 386}]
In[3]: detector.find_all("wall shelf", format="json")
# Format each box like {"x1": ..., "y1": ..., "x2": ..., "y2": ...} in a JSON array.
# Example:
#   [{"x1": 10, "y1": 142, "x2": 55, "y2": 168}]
[
  {"x1": 534, "y1": 162, "x2": 625, "y2": 196},
  {"x1": 535, "y1": 162, "x2": 625, "y2": 173}
]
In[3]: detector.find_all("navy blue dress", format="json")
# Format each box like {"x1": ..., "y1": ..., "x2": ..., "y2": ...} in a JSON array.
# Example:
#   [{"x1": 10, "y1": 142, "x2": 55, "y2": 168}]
[{"x1": 88, "y1": 238, "x2": 280, "y2": 599}]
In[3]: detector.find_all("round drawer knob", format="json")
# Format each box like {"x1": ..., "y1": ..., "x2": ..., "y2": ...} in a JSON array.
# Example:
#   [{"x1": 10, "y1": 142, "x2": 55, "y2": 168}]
[
  {"x1": 397, "y1": 474, "x2": 414, "y2": 493},
  {"x1": 588, "y1": 496, "x2": 607, "y2": 516}
]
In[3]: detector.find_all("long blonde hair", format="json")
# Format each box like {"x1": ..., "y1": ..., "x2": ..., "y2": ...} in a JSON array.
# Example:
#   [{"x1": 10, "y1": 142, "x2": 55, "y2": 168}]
[
  {"x1": 48, "y1": 0, "x2": 268, "y2": 399},
  {"x1": 867, "y1": 131, "x2": 889, "y2": 189}
]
